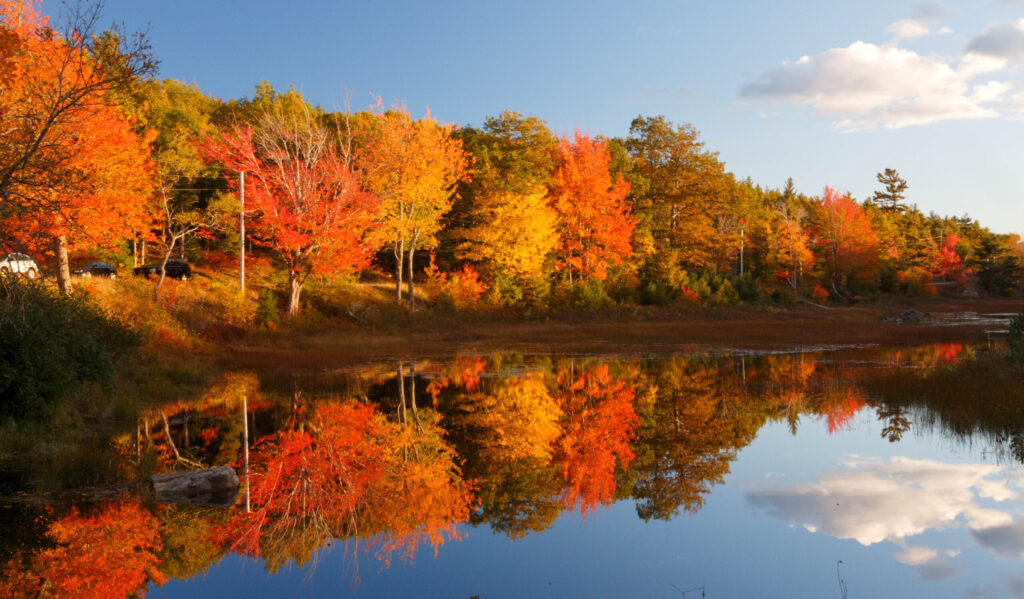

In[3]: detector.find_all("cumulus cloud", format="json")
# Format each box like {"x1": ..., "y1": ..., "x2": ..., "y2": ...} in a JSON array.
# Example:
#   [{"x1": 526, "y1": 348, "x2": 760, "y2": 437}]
[
  {"x1": 967, "y1": 19, "x2": 1024, "y2": 63},
  {"x1": 894, "y1": 545, "x2": 966, "y2": 581},
  {"x1": 746, "y1": 456, "x2": 1024, "y2": 580},
  {"x1": 740, "y1": 42, "x2": 1005, "y2": 130},
  {"x1": 971, "y1": 521, "x2": 1024, "y2": 559},
  {"x1": 888, "y1": 19, "x2": 931, "y2": 40}
]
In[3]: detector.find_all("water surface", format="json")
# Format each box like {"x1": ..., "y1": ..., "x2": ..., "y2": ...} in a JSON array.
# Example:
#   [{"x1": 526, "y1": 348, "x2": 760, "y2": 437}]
[{"x1": 3, "y1": 343, "x2": 1023, "y2": 598}]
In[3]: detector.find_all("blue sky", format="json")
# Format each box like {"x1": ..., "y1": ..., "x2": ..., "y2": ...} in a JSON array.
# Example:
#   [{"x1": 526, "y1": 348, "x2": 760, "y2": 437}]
[{"x1": 46, "y1": 0, "x2": 1024, "y2": 234}]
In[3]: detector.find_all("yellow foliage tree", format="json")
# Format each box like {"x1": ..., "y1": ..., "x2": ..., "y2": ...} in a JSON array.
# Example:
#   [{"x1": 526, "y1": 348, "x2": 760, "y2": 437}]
[
  {"x1": 358, "y1": 105, "x2": 469, "y2": 307},
  {"x1": 457, "y1": 185, "x2": 558, "y2": 290}
]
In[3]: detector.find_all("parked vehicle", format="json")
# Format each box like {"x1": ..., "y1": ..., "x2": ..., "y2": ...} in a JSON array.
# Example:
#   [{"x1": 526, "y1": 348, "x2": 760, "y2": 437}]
[
  {"x1": 0, "y1": 253, "x2": 39, "y2": 279},
  {"x1": 133, "y1": 258, "x2": 191, "y2": 280},
  {"x1": 73, "y1": 260, "x2": 118, "y2": 278}
]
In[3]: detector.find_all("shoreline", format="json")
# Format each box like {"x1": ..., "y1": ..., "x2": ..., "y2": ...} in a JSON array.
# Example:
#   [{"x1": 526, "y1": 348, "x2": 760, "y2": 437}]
[{"x1": 219, "y1": 297, "x2": 1023, "y2": 372}]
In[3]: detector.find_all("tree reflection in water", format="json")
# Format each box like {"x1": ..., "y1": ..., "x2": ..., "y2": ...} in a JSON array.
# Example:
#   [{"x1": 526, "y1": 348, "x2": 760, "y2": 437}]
[{"x1": 3, "y1": 343, "x2": 1020, "y2": 597}]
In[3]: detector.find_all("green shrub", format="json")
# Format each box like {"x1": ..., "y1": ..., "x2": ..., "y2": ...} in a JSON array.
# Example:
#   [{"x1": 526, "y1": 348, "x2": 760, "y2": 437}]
[
  {"x1": 572, "y1": 278, "x2": 614, "y2": 311},
  {"x1": 0, "y1": 279, "x2": 141, "y2": 419},
  {"x1": 734, "y1": 273, "x2": 759, "y2": 303},
  {"x1": 256, "y1": 288, "x2": 279, "y2": 327},
  {"x1": 1010, "y1": 306, "x2": 1024, "y2": 362}
]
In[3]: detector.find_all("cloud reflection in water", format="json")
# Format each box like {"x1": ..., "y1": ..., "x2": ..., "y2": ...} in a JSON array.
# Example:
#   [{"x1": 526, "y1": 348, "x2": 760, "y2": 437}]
[{"x1": 746, "y1": 457, "x2": 1024, "y2": 581}]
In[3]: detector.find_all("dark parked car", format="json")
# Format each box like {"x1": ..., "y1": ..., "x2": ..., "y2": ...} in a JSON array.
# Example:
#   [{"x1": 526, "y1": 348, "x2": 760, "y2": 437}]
[
  {"x1": 133, "y1": 258, "x2": 192, "y2": 280},
  {"x1": 74, "y1": 260, "x2": 117, "y2": 278}
]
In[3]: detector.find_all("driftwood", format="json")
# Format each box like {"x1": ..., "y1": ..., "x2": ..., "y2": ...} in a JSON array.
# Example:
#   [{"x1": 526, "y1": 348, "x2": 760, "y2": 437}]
[{"x1": 151, "y1": 466, "x2": 239, "y2": 507}]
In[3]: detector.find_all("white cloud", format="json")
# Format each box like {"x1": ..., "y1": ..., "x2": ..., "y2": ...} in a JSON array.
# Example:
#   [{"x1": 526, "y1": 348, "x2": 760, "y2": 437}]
[
  {"x1": 967, "y1": 19, "x2": 1024, "y2": 63},
  {"x1": 971, "y1": 80, "x2": 1013, "y2": 104},
  {"x1": 894, "y1": 544, "x2": 966, "y2": 581},
  {"x1": 938, "y1": 26, "x2": 954, "y2": 35},
  {"x1": 740, "y1": 42, "x2": 1005, "y2": 130},
  {"x1": 888, "y1": 19, "x2": 931, "y2": 40}
]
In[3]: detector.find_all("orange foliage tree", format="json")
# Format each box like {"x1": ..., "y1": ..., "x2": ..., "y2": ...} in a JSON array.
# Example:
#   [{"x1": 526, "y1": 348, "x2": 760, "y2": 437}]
[
  {"x1": 203, "y1": 110, "x2": 379, "y2": 316},
  {"x1": 0, "y1": 0, "x2": 155, "y2": 293},
  {"x1": 809, "y1": 187, "x2": 878, "y2": 297},
  {"x1": 548, "y1": 132, "x2": 635, "y2": 284},
  {"x1": 933, "y1": 233, "x2": 970, "y2": 288}
]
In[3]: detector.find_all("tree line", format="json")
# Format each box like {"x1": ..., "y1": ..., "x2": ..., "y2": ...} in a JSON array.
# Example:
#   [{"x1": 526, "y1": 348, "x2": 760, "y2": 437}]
[{"x1": 2, "y1": 0, "x2": 1021, "y2": 319}]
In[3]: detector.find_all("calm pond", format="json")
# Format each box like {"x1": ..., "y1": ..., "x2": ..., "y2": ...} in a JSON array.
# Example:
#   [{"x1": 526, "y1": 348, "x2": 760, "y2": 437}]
[{"x1": 3, "y1": 343, "x2": 1024, "y2": 598}]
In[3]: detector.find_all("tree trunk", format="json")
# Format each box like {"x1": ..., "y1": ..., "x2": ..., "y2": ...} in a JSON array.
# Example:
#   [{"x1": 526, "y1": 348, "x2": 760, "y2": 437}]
[
  {"x1": 132, "y1": 234, "x2": 138, "y2": 268},
  {"x1": 151, "y1": 467, "x2": 239, "y2": 507},
  {"x1": 141, "y1": 239, "x2": 147, "y2": 265},
  {"x1": 287, "y1": 273, "x2": 303, "y2": 317},
  {"x1": 406, "y1": 242, "x2": 416, "y2": 309},
  {"x1": 54, "y1": 235, "x2": 72, "y2": 294},
  {"x1": 394, "y1": 238, "x2": 404, "y2": 303},
  {"x1": 155, "y1": 240, "x2": 176, "y2": 296}
]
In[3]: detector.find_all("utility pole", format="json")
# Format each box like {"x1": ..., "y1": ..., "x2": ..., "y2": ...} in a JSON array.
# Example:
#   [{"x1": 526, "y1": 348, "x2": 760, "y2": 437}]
[
  {"x1": 739, "y1": 223, "x2": 745, "y2": 276},
  {"x1": 239, "y1": 171, "x2": 245, "y2": 294},
  {"x1": 242, "y1": 391, "x2": 250, "y2": 513}
]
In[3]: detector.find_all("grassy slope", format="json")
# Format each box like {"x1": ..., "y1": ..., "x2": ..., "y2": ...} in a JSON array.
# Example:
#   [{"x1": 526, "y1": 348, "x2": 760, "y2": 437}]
[{"x1": 75, "y1": 264, "x2": 1022, "y2": 376}]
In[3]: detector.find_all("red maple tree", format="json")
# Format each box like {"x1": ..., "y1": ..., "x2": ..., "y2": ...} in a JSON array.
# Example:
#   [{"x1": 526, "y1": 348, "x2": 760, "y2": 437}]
[
  {"x1": 204, "y1": 117, "x2": 379, "y2": 316},
  {"x1": 548, "y1": 132, "x2": 635, "y2": 283}
]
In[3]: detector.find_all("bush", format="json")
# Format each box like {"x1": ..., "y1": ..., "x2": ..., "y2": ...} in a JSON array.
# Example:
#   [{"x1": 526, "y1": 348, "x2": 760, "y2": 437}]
[
  {"x1": 1010, "y1": 306, "x2": 1024, "y2": 362},
  {"x1": 734, "y1": 273, "x2": 759, "y2": 303},
  {"x1": 572, "y1": 278, "x2": 614, "y2": 311},
  {"x1": 256, "y1": 288, "x2": 279, "y2": 327},
  {"x1": 679, "y1": 270, "x2": 739, "y2": 306},
  {"x1": 0, "y1": 279, "x2": 141, "y2": 419}
]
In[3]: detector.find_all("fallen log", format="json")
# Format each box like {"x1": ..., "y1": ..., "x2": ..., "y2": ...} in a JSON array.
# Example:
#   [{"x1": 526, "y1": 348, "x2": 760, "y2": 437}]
[{"x1": 151, "y1": 466, "x2": 239, "y2": 507}]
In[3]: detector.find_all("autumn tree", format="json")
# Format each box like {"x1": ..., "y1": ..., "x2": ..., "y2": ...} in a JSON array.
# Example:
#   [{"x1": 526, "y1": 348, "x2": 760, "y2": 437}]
[
  {"x1": 456, "y1": 186, "x2": 558, "y2": 299},
  {"x1": 775, "y1": 219, "x2": 814, "y2": 296},
  {"x1": 872, "y1": 168, "x2": 908, "y2": 213},
  {"x1": 0, "y1": 0, "x2": 156, "y2": 293},
  {"x1": 448, "y1": 111, "x2": 559, "y2": 302},
  {"x1": 1, "y1": 100, "x2": 154, "y2": 293},
  {"x1": 548, "y1": 132, "x2": 635, "y2": 284},
  {"x1": 624, "y1": 116, "x2": 731, "y2": 270},
  {"x1": 809, "y1": 187, "x2": 879, "y2": 297},
  {"x1": 356, "y1": 105, "x2": 468, "y2": 306},
  {"x1": 203, "y1": 104, "x2": 379, "y2": 316},
  {"x1": 132, "y1": 79, "x2": 227, "y2": 292}
]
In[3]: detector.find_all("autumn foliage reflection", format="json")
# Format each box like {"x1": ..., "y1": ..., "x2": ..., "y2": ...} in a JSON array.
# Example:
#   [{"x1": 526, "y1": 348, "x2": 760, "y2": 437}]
[
  {"x1": 553, "y1": 363, "x2": 639, "y2": 514},
  {"x1": 1, "y1": 501, "x2": 165, "y2": 599},
  {"x1": 213, "y1": 400, "x2": 472, "y2": 572},
  {"x1": 2, "y1": 345, "x2": 996, "y2": 595}
]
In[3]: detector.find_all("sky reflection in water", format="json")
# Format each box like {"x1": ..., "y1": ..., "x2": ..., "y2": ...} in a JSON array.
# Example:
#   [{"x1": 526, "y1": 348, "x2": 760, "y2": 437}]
[{"x1": 4, "y1": 343, "x2": 1024, "y2": 598}]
